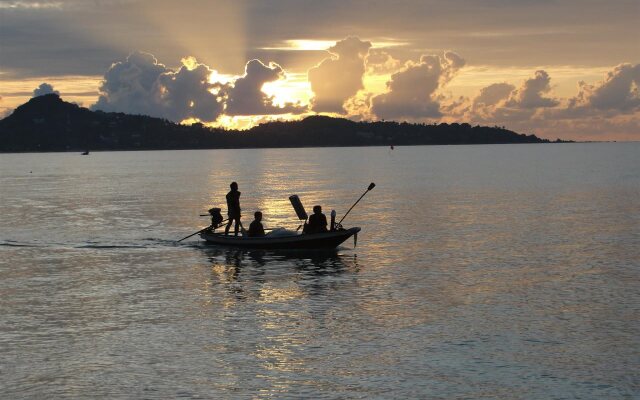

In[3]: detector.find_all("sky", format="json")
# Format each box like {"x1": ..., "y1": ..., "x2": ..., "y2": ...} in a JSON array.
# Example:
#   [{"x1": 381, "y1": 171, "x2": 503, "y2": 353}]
[{"x1": 0, "y1": 0, "x2": 638, "y2": 141}]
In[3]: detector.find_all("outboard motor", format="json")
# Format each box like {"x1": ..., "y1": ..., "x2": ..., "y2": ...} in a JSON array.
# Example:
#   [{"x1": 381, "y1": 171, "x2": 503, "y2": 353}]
[
  {"x1": 208, "y1": 207, "x2": 223, "y2": 228},
  {"x1": 288, "y1": 195, "x2": 308, "y2": 221},
  {"x1": 330, "y1": 210, "x2": 336, "y2": 231}
]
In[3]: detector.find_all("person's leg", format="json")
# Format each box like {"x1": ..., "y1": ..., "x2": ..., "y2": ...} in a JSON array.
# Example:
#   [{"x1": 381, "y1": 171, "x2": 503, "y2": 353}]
[
  {"x1": 225, "y1": 218, "x2": 234, "y2": 235},
  {"x1": 234, "y1": 219, "x2": 240, "y2": 236}
]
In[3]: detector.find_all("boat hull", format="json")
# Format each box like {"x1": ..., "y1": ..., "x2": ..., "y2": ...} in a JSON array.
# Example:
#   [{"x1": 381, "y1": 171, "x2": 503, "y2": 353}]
[{"x1": 200, "y1": 227, "x2": 360, "y2": 249}]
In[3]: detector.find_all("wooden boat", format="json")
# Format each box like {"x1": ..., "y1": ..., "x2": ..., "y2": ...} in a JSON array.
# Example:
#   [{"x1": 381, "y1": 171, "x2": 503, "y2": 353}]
[
  {"x1": 181, "y1": 183, "x2": 375, "y2": 249},
  {"x1": 199, "y1": 227, "x2": 360, "y2": 249}
]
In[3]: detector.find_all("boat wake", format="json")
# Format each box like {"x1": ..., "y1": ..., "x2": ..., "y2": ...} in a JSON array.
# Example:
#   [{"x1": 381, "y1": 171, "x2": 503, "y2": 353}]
[
  {"x1": 0, "y1": 237, "x2": 185, "y2": 250},
  {"x1": 0, "y1": 240, "x2": 41, "y2": 248}
]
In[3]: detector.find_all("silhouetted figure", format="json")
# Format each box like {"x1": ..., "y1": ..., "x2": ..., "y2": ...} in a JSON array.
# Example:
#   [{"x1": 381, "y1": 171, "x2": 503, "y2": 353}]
[
  {"x1": 225, "y1": 182, "x2": 243, "y2": 236},
  {"x1": 208, "y1": 207, "x2": 224, "y2": 229},
  {"x1": 305, "y1": 205, "x2": 328, "y2": 234},
  {"x1": 248, "y1": 211, "x2": 265, "y2": 237}
]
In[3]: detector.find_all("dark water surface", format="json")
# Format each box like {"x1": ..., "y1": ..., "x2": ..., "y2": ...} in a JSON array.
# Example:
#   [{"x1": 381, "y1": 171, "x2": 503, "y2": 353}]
[{"x1": 1, "y1": 144, "x2": 639, "y2": 399}]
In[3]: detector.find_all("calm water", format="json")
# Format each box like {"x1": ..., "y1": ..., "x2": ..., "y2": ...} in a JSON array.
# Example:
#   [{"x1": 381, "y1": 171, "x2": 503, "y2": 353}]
[{"x1": 1, "y1": 144, "x2": 639, "y2": 399}]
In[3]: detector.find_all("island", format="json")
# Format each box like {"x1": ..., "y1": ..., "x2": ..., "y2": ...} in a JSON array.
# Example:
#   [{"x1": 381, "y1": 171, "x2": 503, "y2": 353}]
[{"x1": 0, "y1": 94, "x2": 568, "y2": 152}]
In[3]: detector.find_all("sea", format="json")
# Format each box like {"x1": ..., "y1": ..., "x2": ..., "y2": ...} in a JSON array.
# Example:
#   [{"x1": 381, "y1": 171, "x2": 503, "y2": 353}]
[{"x1": 1, "y1": 143, "x2": 639, "y2": 399}]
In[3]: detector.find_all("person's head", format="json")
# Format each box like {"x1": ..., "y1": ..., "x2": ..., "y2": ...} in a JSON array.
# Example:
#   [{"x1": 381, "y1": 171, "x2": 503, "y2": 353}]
[
  {"x1": 230, "y1": 182, "x2": 238, "y2": 190},
  {"x1": 313, "y1": 205, "x2": 322, "y2": 214},
  {"x1": 254, "y1": 211, "x2": 262, "y2": 221}
]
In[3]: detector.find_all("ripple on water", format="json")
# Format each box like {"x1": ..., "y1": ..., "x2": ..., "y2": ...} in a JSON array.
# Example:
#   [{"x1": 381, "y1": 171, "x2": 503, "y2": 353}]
[{"x1": 1, "y1": 145, "x2": 639, "y2": 398}]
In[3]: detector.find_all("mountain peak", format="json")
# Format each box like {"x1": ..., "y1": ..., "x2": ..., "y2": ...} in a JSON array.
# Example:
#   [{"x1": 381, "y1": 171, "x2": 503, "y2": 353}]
[{"x1": 11, "y1": 94, "x2": 79, "y2": 117}]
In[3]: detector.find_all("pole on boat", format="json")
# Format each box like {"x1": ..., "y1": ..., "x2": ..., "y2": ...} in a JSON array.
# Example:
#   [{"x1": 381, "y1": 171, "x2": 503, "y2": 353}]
[
  {"x1": 177, "y1": 219, "x2": 228, "y2": 242},
  {"x1": 177, "y1": 226, "x2": 212, "y2": 242},
  {"x1": 337, "y1": 182, "x2": 375, "y2": 226}
]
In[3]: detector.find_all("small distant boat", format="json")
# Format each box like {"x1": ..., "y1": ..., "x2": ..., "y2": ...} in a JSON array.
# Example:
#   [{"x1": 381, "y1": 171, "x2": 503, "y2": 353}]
[
  {"x1": 81, "y1": 150, "x2": 90, "y2": 155},
  {"x1": 200, "y1": 227, "x2": 360, "y2": 249}
]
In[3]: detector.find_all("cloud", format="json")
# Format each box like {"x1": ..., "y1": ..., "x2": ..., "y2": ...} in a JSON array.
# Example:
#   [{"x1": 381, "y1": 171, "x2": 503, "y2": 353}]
[
  {"x1": 531, "y1": 63, "x2": 640, "y2": 139},
  {"x1": 457, "y1": 64, "x2": 640, "y2": 140},
  {"x1": 473, "y1": 83, "x2": 515, "y2": 108},
  {"x1": 370, "y1": 51, "x2": 465, "y2": 120},
  {"x1": 308, "y1": 36, "x2": 372, "y2": 113},
  {"x1": 503, "y1": 70, "x2": 558, "y2": 108},
  {"x1": 92, "y1": 51, "x2": 224, "y2": 122},
  {"x1": 92, "y1": 52, "x2": 170, "y2": 118},
  {"x1": 155, "y1": 58, "x2": 224, "y2": 122},
  {"x1": 343, "y1": 90, "x2": 375, "y2": 121},
  {"x1": 570, "y1": 63, "x2": 640, "y2": 112},
  {"x1": 225, "y1": 59, "x2": 306, "y2": 116},
  {"x1": 33, "y1": 82, "x2": 60, "y2": 97},
  {"x1": 2, "y1": 0, "x2": 637, "y2": 82},
  {"x1": 366, "y1": 49, "x2": 402, "y2": 75},
  {"x1": 92, "y1": 51, "x2": 307, "y2": 122},
  {"x1": 0, "y1": 1, "x2": 63, "y2": 10},
  {"x1": 464, "y1": 70, "x2": 559, "y2": 123}
]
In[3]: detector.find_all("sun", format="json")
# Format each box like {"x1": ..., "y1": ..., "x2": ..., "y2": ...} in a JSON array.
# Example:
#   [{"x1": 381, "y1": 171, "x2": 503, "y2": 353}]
[{"x1": 261, "y1": 72, "x2": 313, "y2": 108}]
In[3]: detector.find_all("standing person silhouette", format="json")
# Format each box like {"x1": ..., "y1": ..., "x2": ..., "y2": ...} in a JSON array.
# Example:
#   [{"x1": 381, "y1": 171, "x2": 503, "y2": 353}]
[{"x1": 225, "y1": 182, "x2": 243, "y2": 236}]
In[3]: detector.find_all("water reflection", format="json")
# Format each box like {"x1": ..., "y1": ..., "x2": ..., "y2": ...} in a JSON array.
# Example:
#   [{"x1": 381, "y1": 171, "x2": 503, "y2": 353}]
[
  {"x1": 203, "y1": 246, "x2": 357, "y2": 273},
  {"x1": 199, "y1": 246, "x2": 359, "y2": 302},
  {"x1": 193, "y1": 246, "x2": 365, "y2": 390}
]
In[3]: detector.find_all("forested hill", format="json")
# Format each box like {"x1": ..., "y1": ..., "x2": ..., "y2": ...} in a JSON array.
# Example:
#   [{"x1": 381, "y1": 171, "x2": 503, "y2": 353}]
[{"x1": 0, "y1": 94, "x2": 562, "y2": 152}]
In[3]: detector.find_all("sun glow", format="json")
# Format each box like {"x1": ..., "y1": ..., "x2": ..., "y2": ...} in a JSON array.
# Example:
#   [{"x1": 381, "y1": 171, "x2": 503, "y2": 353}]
[
  {"x1": 262, "y1": 39, "x2": 408, "y2": 51},
  {"x1": 262, "y1": 40, "x2": 337, "y2": 51},
  {"x1": 208, "y1": 71, "x2": 234, "y2": 85},
  {"x1": 211, "y1": 113, "x2": 309, "y2": 130},
  {"x1": 261, "y1": 72, "x2": 313, "y2": 107}
]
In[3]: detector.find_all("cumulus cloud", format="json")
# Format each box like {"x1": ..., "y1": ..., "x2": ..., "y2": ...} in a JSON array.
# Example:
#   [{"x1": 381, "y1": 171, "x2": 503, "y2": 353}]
[
  {"x1": 93, "y1": 52, "x2": 170, "y2": 117},
  {"x1": 464, "y1": 70, "x2": 559, "y2": 123},
  {"x1": 92, "y1": 51, "x2": 306, "y2": 122},
  {"x1": 504, "y1": 70, "x2": 558, "y2": 109},
  {"x1": 456, "y1": 64, "x2": 640, "y2": 140},
  {"x1": 308, "y1": 36, "x2": 372, "y2": 113},
  {"x1": 536, "y1": 63, "x2": 640, "y2": 136},
  {"x1": 366, "y1": 49, "x2": 402, "y2": 75},
  {"x1": 155, "y1": 57, "x2": 224, "y2": 122},
  {"x1": 92, "y1": 51, "x2": 223, "y2": 122},
  {"x1": 343, "y1": 90, "x2": 375, "y2": 121},
  {"x1": 33, "y1": 82, "x2": 59, "y2": 97},
  {"x1": 569, "y1": 63, "x2": 640, "y2": 112},
  {"x1": 225, "y1": 59, "x2": 306, "y2": 116},
  {"x1": 370, "y1": 51, "x2": 465, "y2": 120},
  {"x1": 473, "y1": 83, "x2": 515, "y2": 108}
]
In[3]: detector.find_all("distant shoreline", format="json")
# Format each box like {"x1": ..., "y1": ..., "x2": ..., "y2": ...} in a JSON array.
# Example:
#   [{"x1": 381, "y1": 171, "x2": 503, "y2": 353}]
[
  {"x1": 0, "y1": 94, "x2": 574, "y2": 152},
  {"x1": 2, "y1": 142, "x2": 603, "y2": 155}
]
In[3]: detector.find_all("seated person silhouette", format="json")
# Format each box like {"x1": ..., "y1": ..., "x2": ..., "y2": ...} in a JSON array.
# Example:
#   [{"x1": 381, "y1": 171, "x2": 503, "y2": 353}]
[
  {"x1": 305, "y1": 205, "x2": 328, "y2": 234},
  {"x1": 247, "y1": 211, "x2": 265, "y2": 237}
]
